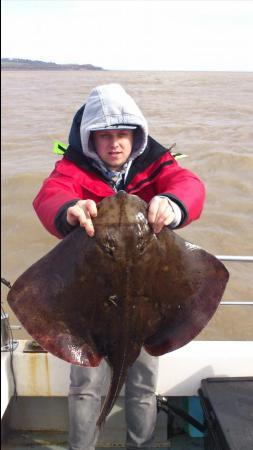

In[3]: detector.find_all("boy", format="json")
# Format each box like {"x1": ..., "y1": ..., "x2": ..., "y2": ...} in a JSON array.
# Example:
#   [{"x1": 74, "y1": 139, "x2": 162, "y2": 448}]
[{"x1": 33, "y1": 83, "x2": 205, "y2": 450}]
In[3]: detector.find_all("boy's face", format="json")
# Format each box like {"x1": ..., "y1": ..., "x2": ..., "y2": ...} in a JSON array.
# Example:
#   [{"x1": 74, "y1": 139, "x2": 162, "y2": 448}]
[{"x1": 93, "y1": 129, "x2": 134, "y2": 171}]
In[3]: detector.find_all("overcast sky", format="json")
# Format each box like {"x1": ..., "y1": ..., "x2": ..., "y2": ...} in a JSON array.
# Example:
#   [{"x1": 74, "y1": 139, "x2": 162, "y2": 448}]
[{"x1": 2, "y1": 0, "x2": 253, "y2": 71}]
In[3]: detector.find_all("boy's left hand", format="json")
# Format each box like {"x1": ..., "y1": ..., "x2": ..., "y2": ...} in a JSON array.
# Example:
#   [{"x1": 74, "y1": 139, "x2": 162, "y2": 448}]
[{"x1": 148, "y1": 196, "x2": 175, "y2": 234}]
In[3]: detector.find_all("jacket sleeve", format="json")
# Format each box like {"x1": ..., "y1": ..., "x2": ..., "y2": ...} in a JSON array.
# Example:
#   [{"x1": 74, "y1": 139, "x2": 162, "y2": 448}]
[
  {"x1": 153, "y1": 155, "x2": 206, "y2": 227},
  {"x1": 33, "y1": 162, "x2": 83, "y2": 239}
]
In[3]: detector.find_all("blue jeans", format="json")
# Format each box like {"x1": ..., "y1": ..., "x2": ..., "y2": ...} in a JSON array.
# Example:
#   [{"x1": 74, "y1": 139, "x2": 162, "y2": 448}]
[{"x1": 68, "y1": 348, "x2": 159, "y2": 450}]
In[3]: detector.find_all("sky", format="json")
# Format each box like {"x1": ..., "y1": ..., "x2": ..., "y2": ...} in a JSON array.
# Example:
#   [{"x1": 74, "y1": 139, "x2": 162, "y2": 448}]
[{"x1": 1, "y1": 0, "x2": 253, "y2": 71}]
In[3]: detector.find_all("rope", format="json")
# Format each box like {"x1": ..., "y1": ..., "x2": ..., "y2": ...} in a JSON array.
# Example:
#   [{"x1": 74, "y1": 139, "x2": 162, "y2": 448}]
[{"x1": 1, "y1": 277, "x2": 18, "y2": 398}]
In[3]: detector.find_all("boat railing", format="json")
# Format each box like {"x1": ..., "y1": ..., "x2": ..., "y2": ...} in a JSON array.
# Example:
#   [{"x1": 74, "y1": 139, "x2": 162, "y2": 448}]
[
  {"x1": 216, "y1": 255, "x2": 253, "y2": 262},
  {"x1": 216, "y1": 255, "x2": 253, "y2": 306}
]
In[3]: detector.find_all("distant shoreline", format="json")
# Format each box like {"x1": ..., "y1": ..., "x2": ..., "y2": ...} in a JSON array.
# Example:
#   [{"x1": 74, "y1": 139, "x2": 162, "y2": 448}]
[
  {"x1": 1, "y1": 58, "x2": 104, "y2": 71},
  {"x1": 1, "y1": 60, "x2": 251, "y2": 73}
]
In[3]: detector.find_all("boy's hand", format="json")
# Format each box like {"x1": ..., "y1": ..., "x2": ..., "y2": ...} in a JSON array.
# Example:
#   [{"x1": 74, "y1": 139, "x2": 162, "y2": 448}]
[
  {"x1": 148, "y1": 196, "x2": 175, "y2": 234},
  {"x1": 66, "y1": 200, "x2": 97, "y2": 237}
]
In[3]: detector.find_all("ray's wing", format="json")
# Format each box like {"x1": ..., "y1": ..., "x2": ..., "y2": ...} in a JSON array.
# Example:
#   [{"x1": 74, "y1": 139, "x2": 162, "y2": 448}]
[
  {"x1": 143, "y1": 229, "x2": 229, "y2": 356},
  {"x1": 7, "y1": 227, "x2": 107, "y2": 366}
]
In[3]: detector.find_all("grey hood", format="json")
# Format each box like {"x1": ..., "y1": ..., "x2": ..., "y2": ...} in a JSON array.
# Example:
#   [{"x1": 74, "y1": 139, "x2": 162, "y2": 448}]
[{"x1": 80, "y1": 84, "x2": 148, "y2": 167}]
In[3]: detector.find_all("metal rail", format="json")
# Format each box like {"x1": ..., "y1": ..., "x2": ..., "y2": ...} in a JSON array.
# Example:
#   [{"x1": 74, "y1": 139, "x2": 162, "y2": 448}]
[
  {"x1": 216, "y1": 255, "x2": 253, "y2": 305},
  {"x1": 220, "y1": 301, "x2": 253, "y2": 305},
  {"x1": 216, "y1": 255, "x2": 253, "y2": 262}
]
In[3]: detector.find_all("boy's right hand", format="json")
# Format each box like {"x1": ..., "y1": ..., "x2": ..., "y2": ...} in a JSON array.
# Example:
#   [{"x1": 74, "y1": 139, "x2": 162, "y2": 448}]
[{"x1": 66, "y1": 200, "x2": 97, "y2": 237}]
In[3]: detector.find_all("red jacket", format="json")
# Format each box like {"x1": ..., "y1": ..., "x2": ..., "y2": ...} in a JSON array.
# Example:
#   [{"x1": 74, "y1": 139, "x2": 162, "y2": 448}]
[{"x1": 33, "y1": 137, "x2": 205, "y2": 239}]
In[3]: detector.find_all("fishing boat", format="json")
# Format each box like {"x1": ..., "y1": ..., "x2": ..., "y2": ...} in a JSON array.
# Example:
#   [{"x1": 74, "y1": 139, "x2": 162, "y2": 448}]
[{"x1": 1, "y1": 255, "x2": 253, "y2": 450}]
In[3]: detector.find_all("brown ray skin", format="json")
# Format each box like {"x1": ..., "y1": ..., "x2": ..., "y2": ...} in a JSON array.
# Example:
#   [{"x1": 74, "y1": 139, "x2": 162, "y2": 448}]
[{"x1": 7, "y1": 191, "x2": 229, "y2": 425}]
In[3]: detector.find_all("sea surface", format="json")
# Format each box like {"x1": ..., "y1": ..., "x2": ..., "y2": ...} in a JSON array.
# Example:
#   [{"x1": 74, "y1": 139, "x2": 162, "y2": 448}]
[{"x1": 1, "y1": 70, "x2": 253, "y2": 341}]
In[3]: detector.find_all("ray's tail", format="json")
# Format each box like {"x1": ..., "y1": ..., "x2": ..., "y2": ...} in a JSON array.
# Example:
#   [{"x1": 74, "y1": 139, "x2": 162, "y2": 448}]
[
  {"x1": 96, "y1": 347, "x2": 140, "y2": 427},
  {"x1": 96, "y1": 363, "x2": 126, "y2": 427}
]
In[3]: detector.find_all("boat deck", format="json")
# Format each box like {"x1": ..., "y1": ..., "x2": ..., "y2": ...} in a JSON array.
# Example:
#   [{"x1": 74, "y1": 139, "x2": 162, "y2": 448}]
[
  {"x1": 2, "y1": 429, "x2": 204, "y2": 449},
  {"x1": 2, "y1": 395, "x2": 204, "y2": 450}
]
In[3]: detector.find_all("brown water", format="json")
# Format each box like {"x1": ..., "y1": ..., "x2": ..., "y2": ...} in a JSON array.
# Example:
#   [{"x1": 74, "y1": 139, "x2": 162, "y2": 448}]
[{"x1": 1, "y1": 71, "x2": 253, "y2": 341}]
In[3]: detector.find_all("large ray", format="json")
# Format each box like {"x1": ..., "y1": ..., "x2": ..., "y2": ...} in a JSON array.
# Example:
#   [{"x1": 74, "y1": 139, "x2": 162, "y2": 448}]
[{"x1": 7, "y1": 191, "x2": 229, "y2": 425}]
